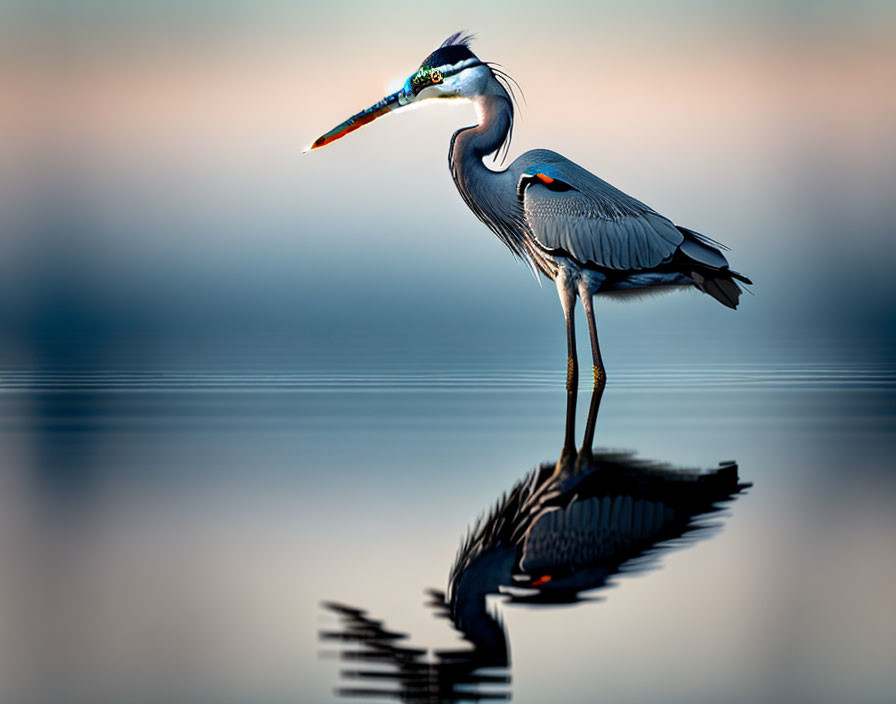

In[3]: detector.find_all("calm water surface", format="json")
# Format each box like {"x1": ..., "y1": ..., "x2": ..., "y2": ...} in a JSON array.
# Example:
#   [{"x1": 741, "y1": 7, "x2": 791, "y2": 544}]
[{"x1": 1, "y1": 364, "x2": 894, "y2": 703}]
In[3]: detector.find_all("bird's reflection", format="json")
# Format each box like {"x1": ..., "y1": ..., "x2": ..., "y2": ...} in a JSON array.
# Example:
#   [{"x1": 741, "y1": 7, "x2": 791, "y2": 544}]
[{"x1": 320, "y1": 379, "x2": 749, "y2": 701}]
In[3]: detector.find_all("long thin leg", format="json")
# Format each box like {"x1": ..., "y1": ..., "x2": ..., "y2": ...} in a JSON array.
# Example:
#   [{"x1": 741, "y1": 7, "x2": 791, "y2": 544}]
[
  {"x1": 578, "y1": 283, "x2": 605, "y2": 457},
  {"x1": 556, "y1": 271, "x2": 578, "y2": 456},
  {"x1": 556, "y1": 271, "x2": 578, "y2": 389},
  {"x1": 578, "y1": 283, "x2": 606, "y2": 389}
]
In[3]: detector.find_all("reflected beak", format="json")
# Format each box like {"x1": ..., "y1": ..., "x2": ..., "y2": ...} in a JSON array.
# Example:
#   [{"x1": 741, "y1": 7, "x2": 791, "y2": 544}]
[{"x1": 304, "y1": 88, "x2": 411, "y2": 153}]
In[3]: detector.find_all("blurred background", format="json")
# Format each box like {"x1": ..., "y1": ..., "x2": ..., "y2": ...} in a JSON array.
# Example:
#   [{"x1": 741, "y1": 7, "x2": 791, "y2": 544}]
[
  {"x1": 2, "y1": 0, "x2": 895, "y2": 370},
  {"x1": 1, "y1": 2, "x2": 895, "y2": 703}
]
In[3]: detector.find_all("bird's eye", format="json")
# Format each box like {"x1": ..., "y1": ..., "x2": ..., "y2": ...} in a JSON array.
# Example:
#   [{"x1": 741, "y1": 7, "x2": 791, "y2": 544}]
[{"x1": 431, "y1": 69, "x2": 443, "y2": 84}]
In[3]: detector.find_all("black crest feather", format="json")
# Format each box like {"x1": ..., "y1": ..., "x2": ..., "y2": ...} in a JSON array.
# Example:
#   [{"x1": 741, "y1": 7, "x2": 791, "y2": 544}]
[
  {"x1": 441, "y1": 31, "x2": 475, "y2": 49},
  {"x1": 421, "y1": 31, "x2": 477, "y2": 69}
]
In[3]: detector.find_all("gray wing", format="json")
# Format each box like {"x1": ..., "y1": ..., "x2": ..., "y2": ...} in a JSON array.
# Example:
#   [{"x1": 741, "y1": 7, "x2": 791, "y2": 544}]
[{"x1": 517, "y1": 152, "x2": 683, "y2": 270}]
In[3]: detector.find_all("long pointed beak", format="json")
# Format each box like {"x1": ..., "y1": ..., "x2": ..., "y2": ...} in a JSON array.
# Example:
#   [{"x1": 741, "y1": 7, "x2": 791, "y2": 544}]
[{"x1": 304, "y1": 89, "x2": 409, "y2": 153}]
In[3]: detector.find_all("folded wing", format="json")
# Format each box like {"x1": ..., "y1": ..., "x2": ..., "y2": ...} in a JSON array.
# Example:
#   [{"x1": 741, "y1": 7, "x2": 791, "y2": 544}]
[{"x1": 518, "y1": 155, "x2": 684, "y2": 271}]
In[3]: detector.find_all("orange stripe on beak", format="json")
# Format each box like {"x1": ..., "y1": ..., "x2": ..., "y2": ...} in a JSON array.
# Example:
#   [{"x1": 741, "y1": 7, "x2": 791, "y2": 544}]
[{"x1": 306, "y1": 91, "x2": 403, "y2": 152}]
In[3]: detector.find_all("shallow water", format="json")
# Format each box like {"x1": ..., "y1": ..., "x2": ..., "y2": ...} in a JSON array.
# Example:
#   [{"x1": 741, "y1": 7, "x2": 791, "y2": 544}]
[{"x1": 1, "y1": 364, "x2": 894, "y2": 703}]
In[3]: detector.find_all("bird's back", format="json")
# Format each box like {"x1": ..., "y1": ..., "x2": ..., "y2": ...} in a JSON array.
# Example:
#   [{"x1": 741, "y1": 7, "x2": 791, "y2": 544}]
[
  {"x1": 510, "y1": 149, "x2": 657, "y2": 217},
  {"x1": 511, "y1": 150, "x2": 683, "y2": 269},
  {"x1": 510, "y1": 149, "x2": 750, "y2": 306}
]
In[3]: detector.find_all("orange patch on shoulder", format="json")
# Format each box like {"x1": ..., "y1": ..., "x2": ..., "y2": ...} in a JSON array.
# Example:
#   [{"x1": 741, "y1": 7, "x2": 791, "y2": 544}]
[
  {"x1": 531, "y1": 575, "x2": 552, "y2": 586},
  {"x1": 535, "y1": 173, "x2": 554, "y2": 184}
]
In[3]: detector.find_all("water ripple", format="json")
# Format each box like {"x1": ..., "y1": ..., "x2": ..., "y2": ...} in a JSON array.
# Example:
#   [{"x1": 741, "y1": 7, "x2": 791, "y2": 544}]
[{"x1": 0, "y1": 365, "x2": 893, "y2": 392}]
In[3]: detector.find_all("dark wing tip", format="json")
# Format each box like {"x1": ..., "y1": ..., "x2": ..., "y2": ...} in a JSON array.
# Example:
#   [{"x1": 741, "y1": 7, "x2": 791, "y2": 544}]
[
  {"x1": 728, "y1": 269, "x2": 753, "y2": 285},
  {"x1": 691, "y1": 271, "x2": 743, "y2": 309}
]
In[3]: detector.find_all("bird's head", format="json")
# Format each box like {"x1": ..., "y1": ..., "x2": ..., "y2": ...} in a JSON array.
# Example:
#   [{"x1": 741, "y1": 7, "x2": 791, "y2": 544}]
[{"x1": 304, "y1": 33, "x2": 516, "y2": 152}]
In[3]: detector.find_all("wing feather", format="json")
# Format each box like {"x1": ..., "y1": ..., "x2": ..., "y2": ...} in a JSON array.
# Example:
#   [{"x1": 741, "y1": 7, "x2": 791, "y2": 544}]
[{"x1": 519, "y1": 156, "x2": 684, "y2": 271}]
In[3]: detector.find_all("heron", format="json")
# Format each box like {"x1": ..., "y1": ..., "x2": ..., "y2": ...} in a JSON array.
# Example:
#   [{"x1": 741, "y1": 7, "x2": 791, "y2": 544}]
[{"x1": 306, "y1": 33, "x2": 751, "y2": 387}]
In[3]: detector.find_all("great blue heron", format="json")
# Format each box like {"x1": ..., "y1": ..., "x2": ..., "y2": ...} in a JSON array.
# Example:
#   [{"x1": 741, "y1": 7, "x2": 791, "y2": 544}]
[{"x1": 307, "y1": 33, "x2": 751, "y2": 386}]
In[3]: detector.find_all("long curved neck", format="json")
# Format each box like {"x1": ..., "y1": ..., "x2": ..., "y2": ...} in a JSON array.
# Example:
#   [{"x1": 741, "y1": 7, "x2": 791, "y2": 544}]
[
  {"x1": 449, "y1": 95, "x2": 528, "y2": 261},
  {"x1": 452, "y1": 94, "x2": 513, "y2": 161}
]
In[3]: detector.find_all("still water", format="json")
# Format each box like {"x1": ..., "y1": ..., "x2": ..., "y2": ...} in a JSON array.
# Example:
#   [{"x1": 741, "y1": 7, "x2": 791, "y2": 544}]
[{"x1": 1, "y1": 363, "x2": 894, "y2": 703}]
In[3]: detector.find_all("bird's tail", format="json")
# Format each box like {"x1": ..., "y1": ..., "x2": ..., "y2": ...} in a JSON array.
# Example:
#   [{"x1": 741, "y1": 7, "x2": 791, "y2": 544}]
[
  {"x1": 690, "y1": 269, "x2": 751, "y2": 310},
  {"x1": 674, "y1": 226, "x2": 752, "y2": 310}
]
